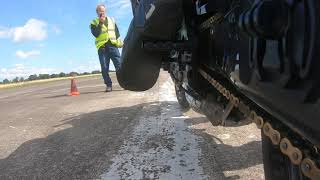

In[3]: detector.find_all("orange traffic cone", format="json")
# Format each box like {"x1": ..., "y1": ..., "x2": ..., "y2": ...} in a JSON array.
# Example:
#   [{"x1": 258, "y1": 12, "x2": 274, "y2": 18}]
[{"x1": 69, "y1": 78, "x2": 80, "y2": 96}]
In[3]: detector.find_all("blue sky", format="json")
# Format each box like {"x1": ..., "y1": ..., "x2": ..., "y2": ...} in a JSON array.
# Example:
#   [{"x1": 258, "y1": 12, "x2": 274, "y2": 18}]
[{"x1": 0, "y1": 0, "x2": 133, "y2": 80}]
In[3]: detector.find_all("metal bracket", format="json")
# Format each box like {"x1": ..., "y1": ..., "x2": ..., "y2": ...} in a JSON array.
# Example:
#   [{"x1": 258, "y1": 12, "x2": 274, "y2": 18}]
[{"x1": 220, "y1": 101, "x2": 235, "y2": 126}]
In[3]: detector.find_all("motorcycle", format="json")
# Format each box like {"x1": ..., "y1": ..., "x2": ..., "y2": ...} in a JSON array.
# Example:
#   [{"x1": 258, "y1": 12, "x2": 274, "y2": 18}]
[{"x1": 116, "y1": 0, "x2": 320, "y2": 179}]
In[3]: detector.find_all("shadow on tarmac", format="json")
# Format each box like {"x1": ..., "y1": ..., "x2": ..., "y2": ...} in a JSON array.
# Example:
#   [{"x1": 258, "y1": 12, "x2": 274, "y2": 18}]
[
  {"x1": 44, "y1": 89, "x2": 126, "y2": 99},
  {"x1": 0, "y1": 102, "x2": 262, "y2": 179}
]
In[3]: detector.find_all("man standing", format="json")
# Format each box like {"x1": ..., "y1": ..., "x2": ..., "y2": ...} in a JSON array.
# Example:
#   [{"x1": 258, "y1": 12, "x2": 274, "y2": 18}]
[{"x1": 90, "y1": 4, "x2": 123, "y2": 92}]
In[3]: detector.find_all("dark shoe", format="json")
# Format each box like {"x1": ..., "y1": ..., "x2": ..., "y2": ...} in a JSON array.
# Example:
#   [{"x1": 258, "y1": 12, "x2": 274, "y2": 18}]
[{"x1": 105, "y1": 86, "x2": 112, "y2": 92}]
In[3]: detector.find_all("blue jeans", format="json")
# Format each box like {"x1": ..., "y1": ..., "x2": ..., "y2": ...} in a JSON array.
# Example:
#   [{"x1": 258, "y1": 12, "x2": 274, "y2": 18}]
[{"x1": 98, "y1": 44, "x2": 121, "y2": 87}]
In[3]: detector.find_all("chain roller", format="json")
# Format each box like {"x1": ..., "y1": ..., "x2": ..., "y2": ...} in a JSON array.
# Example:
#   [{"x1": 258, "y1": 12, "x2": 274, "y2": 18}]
[
  {"x1": 280, "y1": 138, "x2": 303, "y2": 165},
  {"x1": 301, "y1": 158, "x2": 320, "y2": 180}
]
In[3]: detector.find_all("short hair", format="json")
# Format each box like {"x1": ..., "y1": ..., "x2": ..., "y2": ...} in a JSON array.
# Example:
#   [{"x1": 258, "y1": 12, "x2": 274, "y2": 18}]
[{"x1": 96, "y1": 4, "x2": 106, "y2": 13}]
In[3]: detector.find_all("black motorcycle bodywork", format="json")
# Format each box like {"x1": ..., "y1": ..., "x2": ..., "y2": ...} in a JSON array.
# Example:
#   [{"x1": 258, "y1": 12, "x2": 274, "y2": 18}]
[
  {"x1": 117, "y1": 1, "x2": 320, "y2": 179},
  {"x1": 118, "y1": 0, "x2": 320, "y2": 145}
]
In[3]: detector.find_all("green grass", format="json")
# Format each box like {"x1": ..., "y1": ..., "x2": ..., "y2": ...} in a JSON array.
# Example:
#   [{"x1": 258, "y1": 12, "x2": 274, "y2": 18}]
[{"x1": 0, "y1": 74, "x2": 102, "y2": 90}]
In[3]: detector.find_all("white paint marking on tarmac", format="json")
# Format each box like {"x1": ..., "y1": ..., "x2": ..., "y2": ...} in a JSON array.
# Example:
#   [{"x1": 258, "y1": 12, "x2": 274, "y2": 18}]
[
  {"x1": 248, "y1": 134, "x2": 257, "y2": 139},
  {"x1": 171, "y1": 116, "x2": 190, "y2": 119},
  {"x1": 218, "y1": 134, "x2": 231, "y2": 140},
  {"x1": 101, "y1": 78, "x2": 208, "y2": 180}
]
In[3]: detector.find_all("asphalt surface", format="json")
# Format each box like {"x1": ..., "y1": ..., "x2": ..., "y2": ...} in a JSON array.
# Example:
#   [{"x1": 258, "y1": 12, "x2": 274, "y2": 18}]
[{"x1": 0, "y1": 72, "x2": 264, "y2": 180}]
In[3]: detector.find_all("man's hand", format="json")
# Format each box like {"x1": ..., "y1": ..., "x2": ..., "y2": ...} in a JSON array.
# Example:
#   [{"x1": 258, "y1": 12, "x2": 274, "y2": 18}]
[{"x1": 99, "y1": 14, "x2": 105, "y2": 24}]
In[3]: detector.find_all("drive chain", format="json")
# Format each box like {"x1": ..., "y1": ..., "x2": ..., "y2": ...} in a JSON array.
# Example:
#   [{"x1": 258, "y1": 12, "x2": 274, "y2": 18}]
[{"x1": 199, "y1": 69, "x2": 320, "y2": 180}]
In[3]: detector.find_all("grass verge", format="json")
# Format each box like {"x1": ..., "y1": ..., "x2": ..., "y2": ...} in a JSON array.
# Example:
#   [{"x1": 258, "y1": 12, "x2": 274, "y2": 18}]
[{"x1": 0, "y1": 74, "x2": 102, "y2": 90}]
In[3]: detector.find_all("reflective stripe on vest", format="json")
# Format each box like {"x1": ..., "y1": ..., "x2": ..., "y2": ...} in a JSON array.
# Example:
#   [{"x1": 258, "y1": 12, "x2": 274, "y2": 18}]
[
  {"x1": 107, "y1": 17, "x2": 117, "y2": 44},
  {"x1": 92, "y1": 16, "x2": 118, "y2": 49}
]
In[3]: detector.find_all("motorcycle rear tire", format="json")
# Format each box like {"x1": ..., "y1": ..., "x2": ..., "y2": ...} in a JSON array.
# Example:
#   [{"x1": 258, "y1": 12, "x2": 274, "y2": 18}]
[{"x1": 116, "y1": 21, "x2": 162, "y2": 91}]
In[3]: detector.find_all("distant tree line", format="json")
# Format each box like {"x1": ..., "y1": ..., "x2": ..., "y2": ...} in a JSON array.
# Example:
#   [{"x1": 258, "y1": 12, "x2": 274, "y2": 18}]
[{"x1": 0, "y1": 70, "x2": 101, "y2": 84}]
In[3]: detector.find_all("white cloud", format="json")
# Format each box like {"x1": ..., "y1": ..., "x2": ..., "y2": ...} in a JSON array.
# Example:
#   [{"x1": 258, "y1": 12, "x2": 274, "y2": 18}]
[
  {"x1": 0, "y1": 64, "x2": 58, "y2": 80},
  {"x1": 0, "y1": 18, "x2": 48, "y2": 43},
  {"x1": 1, "y1": 68, "x2": 7, "y2": 73},
  {"x1": 15, "y1": 50, "x2": 41, "y2": 59}
]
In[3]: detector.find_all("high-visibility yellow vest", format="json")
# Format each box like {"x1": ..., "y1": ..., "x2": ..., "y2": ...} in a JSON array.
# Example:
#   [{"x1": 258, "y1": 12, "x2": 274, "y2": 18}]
[{"x1": 90, "y1": 16, "x2": 123, "y2": 49}]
